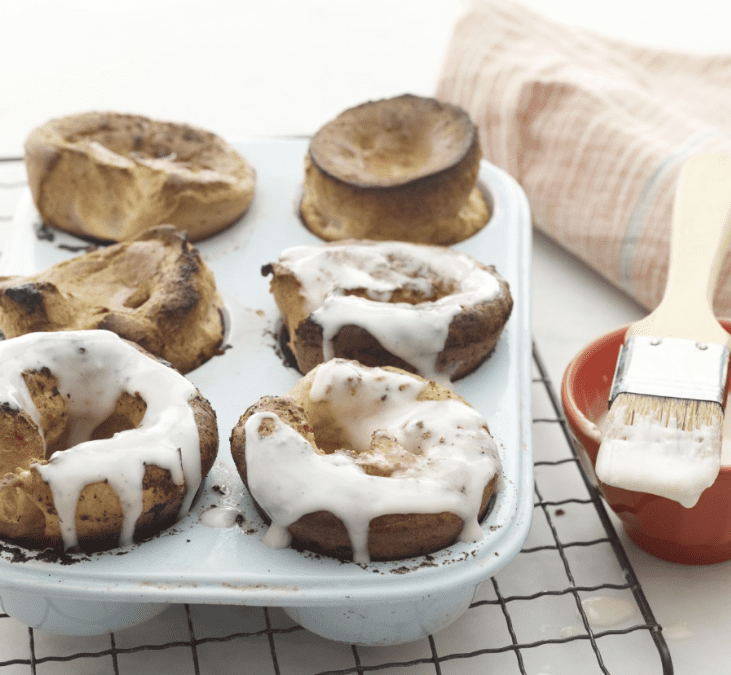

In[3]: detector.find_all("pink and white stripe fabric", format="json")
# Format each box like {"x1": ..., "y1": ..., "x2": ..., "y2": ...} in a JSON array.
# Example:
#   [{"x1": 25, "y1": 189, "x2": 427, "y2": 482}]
[{"x1": 436, "y1": 0, "x2": 731, "y2": 314}]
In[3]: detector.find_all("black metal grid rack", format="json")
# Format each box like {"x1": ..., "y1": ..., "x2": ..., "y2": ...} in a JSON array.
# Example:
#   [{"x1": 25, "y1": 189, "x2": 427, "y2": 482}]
[{"x1": 0, "y1": 160, "x2": 673, "y2": 675}]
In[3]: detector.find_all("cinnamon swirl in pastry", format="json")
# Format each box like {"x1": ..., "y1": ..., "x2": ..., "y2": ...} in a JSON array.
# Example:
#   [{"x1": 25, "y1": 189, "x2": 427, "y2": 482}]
[
  {"x1": 0, "y1": 225, "x2": 225, "y2": 374},
  {"x1": 263, "y1": 240, "x2": 512, "y2": 382},
  {"x1": 230, "y1": 359, "x2": 501, "y2": 563},
  {"x1": 0, "y1": 330, "x2": 218, "y2": 551}
]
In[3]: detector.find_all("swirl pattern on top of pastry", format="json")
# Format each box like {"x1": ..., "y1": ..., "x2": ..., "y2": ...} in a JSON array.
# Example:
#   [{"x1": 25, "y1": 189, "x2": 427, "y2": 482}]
[
  {"x1": 300, "y1": 94, "x2": 489, "y2": 245},
  {"x1": 24, "y1": 111, "x2": 256, "y2": 242},
  {"x1": 263, "y1": 239, "x2": 512, "y2": 382},
  {"x1": 0, "y1": 330, "x2": 218, "y2": 552},
  {"x1": 230, "y1": 359, "x2": 502, "y2": 563},
  {"x1": 0, "y1": 226, "x2": 225, "y2": 374}
]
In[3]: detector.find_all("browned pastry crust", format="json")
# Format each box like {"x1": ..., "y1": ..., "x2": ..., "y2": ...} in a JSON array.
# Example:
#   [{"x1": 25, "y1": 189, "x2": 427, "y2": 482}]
[
  {"x1": 300, "y1": 94, "x2": 490, "y2": 245},
  {"x1": 229, "y1": 365, "x2": 498, "y2": 561},
  {"x1": 264, "y1": 240, "x2": 513, "y2": 381},
  {"x1": 24, "y1": 111, "x2": 256, "y2": 242},
  {"x1": 0, "y1": 342, "x2": 218, "y2": 552},
  {"x1": 0, "y1": 225, "x2": 225, "y2": 374}
]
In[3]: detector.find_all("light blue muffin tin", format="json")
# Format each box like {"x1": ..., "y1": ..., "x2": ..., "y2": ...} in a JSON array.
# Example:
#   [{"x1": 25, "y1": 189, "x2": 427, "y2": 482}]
[{"x1": 0, "y1": 139, "x2": 533, "y2": 645}]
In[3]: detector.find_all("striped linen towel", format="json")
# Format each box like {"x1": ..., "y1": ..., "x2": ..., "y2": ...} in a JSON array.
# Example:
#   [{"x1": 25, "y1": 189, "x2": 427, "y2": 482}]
[{"x1": 436, "y1": 0, "x2": 731, "y2": 315}]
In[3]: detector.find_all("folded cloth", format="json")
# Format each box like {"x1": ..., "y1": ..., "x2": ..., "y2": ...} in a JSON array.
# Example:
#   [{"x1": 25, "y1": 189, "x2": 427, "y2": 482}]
[{"x1": 436, "y1": 0, "x2": 731, "y2": 315}]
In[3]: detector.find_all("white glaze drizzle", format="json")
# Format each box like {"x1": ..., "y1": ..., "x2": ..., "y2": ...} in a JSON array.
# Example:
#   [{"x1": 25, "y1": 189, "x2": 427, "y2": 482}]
[
  {"x1": 595, "y1": 392, "x2": 731, "y2": 470},
  {"x1": 595, "y1": 405, "x2": 721, "y2": 508},
  {"x1": 0, "y1": 330, "x2": 201, "y2": 549},
  {"x1": 276, "y1": 241, "x2": 501, "y2": 382},
  {"x1": 199, "y1": 505, "x2": 242, "y2": 529},
  {"x1": 245, "y1": 359, "x2": 502, "y2": 563}
]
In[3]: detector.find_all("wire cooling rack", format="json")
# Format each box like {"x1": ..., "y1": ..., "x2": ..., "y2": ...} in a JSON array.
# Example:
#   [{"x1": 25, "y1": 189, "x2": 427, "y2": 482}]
[{"x1": 0, "y1": 159, "x2": 673, "y2": 675}]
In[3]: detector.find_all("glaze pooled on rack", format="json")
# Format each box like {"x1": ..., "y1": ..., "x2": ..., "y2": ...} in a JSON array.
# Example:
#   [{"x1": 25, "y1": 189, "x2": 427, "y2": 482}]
[
  {"x1": 264, "y1": 240, "x2": 513, "y2": 383},
  {"x1": 0, "y1": 330, "x2": 218, "y2": 551},
  {"x1": 230, "y1": 359, "x2": 502, "y2": 563}
]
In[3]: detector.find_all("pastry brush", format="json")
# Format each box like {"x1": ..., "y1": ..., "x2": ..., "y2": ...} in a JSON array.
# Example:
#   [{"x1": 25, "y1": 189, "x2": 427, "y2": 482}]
[{"x1": 596, "y1": 153, "x2": 731, "y2": 508}]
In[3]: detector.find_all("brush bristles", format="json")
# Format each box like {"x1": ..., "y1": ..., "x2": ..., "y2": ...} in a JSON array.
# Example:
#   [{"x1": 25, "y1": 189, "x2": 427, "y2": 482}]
[
  {"x1": 609, "y1": 392, "x2": 723, "y2": 432},
  {"x1": 598, "y1": 392, "x2": 725, "y2": 507}
]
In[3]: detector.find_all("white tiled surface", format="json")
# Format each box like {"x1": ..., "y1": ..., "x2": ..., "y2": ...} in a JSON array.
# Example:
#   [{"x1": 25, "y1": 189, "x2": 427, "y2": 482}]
[{"x1": 2, "y1": 1, "x2": 731, "y2": 673}]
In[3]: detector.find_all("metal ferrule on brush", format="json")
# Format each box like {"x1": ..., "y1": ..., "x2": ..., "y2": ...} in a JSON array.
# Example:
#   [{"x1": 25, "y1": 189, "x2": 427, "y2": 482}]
[{"x1": 608, "y1": 336, "x2": 730, "y2": 406}]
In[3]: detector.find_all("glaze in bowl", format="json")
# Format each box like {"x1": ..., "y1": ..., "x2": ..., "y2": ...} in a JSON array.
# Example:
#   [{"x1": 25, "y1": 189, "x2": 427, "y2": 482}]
[{"x1": 561, "y1": 321, "x2": 731, "y2": 565}]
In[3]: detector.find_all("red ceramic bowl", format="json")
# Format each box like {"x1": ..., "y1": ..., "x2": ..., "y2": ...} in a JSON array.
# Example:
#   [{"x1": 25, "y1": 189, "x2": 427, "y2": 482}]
[{"x1": 561, "y1": 320, "x2": 731, "y2": 565}]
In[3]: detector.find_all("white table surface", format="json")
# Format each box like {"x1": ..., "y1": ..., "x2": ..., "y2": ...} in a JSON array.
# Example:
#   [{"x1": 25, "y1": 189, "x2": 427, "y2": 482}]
[{"x1": 1, "y1": 1, "x2": 730, "y2": 673}]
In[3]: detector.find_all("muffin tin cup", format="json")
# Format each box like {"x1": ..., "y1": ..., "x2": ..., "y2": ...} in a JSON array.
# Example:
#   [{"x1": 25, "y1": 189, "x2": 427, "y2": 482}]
[{"x1": 0, "y1": 139, "x2": 533, "y2": 643}]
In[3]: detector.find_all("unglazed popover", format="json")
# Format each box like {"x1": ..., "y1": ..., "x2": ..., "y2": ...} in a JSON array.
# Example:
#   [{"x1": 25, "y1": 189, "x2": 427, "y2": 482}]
[
  {"x1": 24, "y1": 111, "x2": 256, "y2": 242},
  {"x1": 263, "y1": 240, "x2": 513, "y2": 382},
  {"x1": 230, "y1": 359, "x2": 502, "y2": 563},
  {"x1": 0, "y1": 330, "x2": 219, "y2": 551},
  {"x1": 0, "y1": 225, "x2": 225, "y2": 374},
  {"x1": 300, "y1": 94, "x2": 489, "y2": 245}
]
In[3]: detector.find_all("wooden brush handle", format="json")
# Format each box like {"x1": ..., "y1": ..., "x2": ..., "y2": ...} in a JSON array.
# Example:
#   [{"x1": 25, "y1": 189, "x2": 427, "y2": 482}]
[{"x1": 629, "y1": 153, "x2": 731, "y2": 345}]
